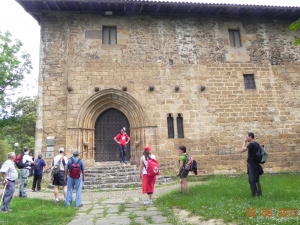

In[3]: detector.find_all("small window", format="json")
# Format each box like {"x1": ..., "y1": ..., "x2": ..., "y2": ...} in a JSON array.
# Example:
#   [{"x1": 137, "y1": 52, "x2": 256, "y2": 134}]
[
  {"x1": 244, "y1": 74, "x2": 256, "y2": 89},
  {"x1": 177, "y1": 114, "x2": 184, "y2": 138},
  {"x1": 229, "y1": 29, "x2": 241, "y2": 47},
  {"x1": 102, "y1": 26, "x2": 117, "y2": 44},
  {"x1": 167, "y1": 114, "x2": 174, "y2": 139}
]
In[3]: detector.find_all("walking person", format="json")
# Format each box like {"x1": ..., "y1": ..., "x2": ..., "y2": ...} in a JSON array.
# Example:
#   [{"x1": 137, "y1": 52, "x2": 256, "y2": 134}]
[
  {"x1": 65, "y1": 149, "x2": 85, "y2": 208},
  {"x1": 19, "y1": 147, "x2": 34, "y2": 198},
  {"x1": 32, "y1": 154, "x2": 46, "y2": 192},
  {"x1": 241, "y1": 132, "x2": 263, "y2": 197},
  {"x1": 139, "y1": 146, "x2": 156, "y2": 205},
  {"x1": 0, "y1": 152, "x2": 18, "y2": 213},
  {"x1": 177, "y1": 146, "x2": 189, "y2": 195},
  {"x1": 114, "y1": 127, "x2": 130, "y2": 165},
  {"x1": 51, "y1": 147, "x2": 68, "y2": 203}
]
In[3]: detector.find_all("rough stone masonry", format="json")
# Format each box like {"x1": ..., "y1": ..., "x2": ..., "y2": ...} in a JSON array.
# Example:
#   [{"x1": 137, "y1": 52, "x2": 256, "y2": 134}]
[{"x1": 33, "y1": 8, "x2": 300, "y2": 174}]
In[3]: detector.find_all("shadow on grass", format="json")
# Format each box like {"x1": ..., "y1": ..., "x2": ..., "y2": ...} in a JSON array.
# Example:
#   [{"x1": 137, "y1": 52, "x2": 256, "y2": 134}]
[
  {"x1": 156, "y1": 173, "x2": 300, "y2": 225},
  {"x1": 0, "y1": 198, "x2": 77, "y2": 225}
]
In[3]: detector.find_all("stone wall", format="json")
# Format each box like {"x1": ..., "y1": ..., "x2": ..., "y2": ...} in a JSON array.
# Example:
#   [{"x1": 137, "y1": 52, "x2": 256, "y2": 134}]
[{"x1": 35, "y1": 12, "x2": 300, "y2": 173}]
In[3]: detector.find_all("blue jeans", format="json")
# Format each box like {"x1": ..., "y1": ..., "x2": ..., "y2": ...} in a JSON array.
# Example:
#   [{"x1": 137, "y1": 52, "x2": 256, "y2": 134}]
[
  {"x1": 19, "y1": 169, "x2": 29, "y2": 197},
  {"x1": 65, "y1": 176, "x2": 83, "y2": 207},
  {"x1": 119, "y1": 145, "x2": 127, "y2": 163},
  {"x1": 1, "y1": 181, "x2": 15, "y2": 212}
]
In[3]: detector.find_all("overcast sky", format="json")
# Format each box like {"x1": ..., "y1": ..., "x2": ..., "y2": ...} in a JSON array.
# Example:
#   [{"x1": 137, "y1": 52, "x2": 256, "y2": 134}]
[{"x1": 0, "y1": 0, "x2": 299, "y2": 98}]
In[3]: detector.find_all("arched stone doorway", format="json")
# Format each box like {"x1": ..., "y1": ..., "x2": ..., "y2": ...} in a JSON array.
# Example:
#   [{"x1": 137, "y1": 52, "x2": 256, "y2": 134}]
[
  {"x1": 94, "y1": 108, "x2": 130, "y2": 162},
  {"x1": 72, "y1": 88, "x2": 146, "y2": 165}
]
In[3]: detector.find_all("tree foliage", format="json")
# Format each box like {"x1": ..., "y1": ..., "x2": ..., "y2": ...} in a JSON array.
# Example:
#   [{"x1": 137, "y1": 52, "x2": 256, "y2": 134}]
[
  {"x1": 289, "y1": 18, "x2": 300, "y2": 46},
  {"x1": 0, "y1": 30, "x2": 33, "y2": 109},
  {"x1": 0, "y1": 96, "x2": 37, "y2": 154},
  {"x1": 0, "y1": 139, "x2": 11, "y2": 164}
]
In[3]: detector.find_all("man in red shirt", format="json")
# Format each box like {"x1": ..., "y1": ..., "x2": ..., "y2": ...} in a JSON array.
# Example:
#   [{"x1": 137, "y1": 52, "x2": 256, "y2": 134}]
[{"x1": 114, "y1": 128, "x2": 130, "y2": 165}]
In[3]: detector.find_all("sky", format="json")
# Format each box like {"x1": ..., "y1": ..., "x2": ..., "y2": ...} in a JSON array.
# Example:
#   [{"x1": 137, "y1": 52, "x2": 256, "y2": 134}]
[{"x1": 0, "y1": 0, "x2": 299, "y2": 99}]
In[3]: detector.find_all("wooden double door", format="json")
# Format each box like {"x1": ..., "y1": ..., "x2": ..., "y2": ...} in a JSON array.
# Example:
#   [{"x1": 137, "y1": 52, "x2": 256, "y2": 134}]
[{"x1": 94, "y1": 108, "x2": 130, "y2": 162}]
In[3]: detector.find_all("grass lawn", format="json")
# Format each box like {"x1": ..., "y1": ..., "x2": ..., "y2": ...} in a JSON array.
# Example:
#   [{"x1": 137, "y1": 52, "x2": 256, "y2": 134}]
[
  {"x1": 156, "y1": 173, "x2": 300, "y2": 225},
  {"x1": 0, "y1": 198, "x2": 77, "y2": 225}
]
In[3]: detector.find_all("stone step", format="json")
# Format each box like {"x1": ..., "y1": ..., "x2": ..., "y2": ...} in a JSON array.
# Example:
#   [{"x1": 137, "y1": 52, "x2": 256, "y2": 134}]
[{"x1": 82, "y1": 162, "x2": 175, "y2": 189}]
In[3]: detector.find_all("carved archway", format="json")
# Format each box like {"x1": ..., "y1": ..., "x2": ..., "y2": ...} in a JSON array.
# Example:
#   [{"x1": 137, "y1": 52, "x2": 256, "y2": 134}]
[{"x1": 73, "y1": 88, "x2": 146, "y2": 163}]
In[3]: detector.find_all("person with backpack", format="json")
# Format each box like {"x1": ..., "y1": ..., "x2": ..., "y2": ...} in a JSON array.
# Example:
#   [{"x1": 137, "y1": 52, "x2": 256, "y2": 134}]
[
  {"x1": 18, "y1": 147, "x2": 34, "y2": 198},
  {"x1": 241, "y1": 132, "x2": 264, "y2": 197},
  {"x1": 51, "y1": 147, "x2": 68, "y2": 203},
  {"x1": 114, "y1": 127, "x2": 130, "y2": 165},
  {"x1": 0, "y1": 152, "x2": 18, "y2": 213},
  {"x1": 177, "y1": 146, "x2": 189, "y2": 196},
  {"x1": 65, "y1": 149, "x2": 85, "y2": 208},
  {"x1": 31, "y1": 154, "x2": 46, "y2": 192},
  {"x1": 139, "y1": 146, "x2": 157, "y2": 205}
]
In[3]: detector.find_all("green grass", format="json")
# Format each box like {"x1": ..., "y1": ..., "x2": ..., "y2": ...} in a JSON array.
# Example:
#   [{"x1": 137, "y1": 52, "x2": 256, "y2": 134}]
[
  {"x1": 0, "y1": 198, "x2": 77, "y2": 225},
  {"x1": 156, "y1": 173, "x2": 300, "y2": 225}
]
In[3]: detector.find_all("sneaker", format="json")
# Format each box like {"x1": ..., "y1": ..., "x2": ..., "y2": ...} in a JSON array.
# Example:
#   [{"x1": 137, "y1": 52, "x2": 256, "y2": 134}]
[
  {"x1": 76, "y1": 204, "x2": 83, "y2": 208},
  {"x1": 148, "y1": 200, "x2": 153, "y2": 205},
  {"x1": 144, "y1": 199, "x2": 150, "y2": 205},
  {"x1": 123, "y1": 163, "x2": 126, "y2": 166},
  {"x1": 55, "y1": 199, "x2": 60, "y2": 203},
  {"x1": 32, "y1": 189, "x2": 36, "y2": 192},
  {"x1": 1, "y1": 210, "x2": 8, "y2": 213}
]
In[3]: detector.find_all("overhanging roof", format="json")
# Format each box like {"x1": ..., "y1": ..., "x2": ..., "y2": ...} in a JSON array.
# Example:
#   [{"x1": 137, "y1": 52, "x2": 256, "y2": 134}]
[{"x1": 16, "y1": 0, "x2": 300, "y2": 23}]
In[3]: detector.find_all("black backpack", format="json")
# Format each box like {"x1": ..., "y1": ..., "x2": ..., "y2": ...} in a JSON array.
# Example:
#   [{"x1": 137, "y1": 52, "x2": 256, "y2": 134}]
[
  {"x1": 184, "y1": 154, "x2": 198, "y2": 175},
  {"x1": 255, "y1": 142, "x2": 268, "y2": 164}
]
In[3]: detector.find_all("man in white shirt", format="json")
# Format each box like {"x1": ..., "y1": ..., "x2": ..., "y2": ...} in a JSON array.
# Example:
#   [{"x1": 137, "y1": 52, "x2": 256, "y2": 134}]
[
  {"x1": 0, "y1": 152, "x2": 18, "y2": 213},
  {"x1": 19, "y1": 147, "x2": 33, "y2": 198},
  {"x1": 51, "y1": 147, "x2": 68, "y2": 203}
]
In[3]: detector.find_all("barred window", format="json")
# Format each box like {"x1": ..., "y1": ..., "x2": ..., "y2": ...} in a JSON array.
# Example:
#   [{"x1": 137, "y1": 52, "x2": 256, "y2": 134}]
[
  {"x1": 167, "y1": 114, "x2": 174, "y2": 139},
  {"x1": 102, "y1": 26, "x2": 117, "y2": 44},
  {"x1": 244, "y1": 74, "x2": 256, "y2": 89},
  {"x1": 229, "y1": 29, "x2": 241, "y2": 47},
  {"x1": 177, "y1": 114, "x2": 184, "y2": 138}
]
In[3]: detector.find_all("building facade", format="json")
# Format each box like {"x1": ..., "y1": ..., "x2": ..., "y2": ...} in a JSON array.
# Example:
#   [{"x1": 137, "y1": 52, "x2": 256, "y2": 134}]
[{"x1": 17, "y1": 0, "x2": 300, "y2": 174}]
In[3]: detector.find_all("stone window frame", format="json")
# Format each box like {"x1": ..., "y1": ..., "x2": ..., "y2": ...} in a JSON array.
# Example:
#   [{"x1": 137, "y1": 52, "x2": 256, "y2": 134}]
[
  {"x1": 177, "y1": 113, "x2": 184, "y2": 139},
  {"x1": 228, "y1": 29, "x2": 242, "y2": 48},
  {"x1": 243, "y1": 74, "x2": 256, "y2": 90},
  {"x1": 167, "y1": 113, "x2": 174, "y2": 139},
  {"x1": 102, "y1": 26, "x2": 117, "y2": 44}
]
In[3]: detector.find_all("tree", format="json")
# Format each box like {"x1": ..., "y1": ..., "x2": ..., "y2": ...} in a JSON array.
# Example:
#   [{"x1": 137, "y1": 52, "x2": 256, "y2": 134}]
[
  {"x1": 289, "y1": 18, "x2": 300, "y2": 46},
  {"x1": 0, "y1": 139, "x2": 11, "y2": 164},
  {"x1": 0, "y1": 30, "x2": 33, "y2": 112},
  {"x1": 0, "y1": 96, "x2": 37, "y2": 153}
]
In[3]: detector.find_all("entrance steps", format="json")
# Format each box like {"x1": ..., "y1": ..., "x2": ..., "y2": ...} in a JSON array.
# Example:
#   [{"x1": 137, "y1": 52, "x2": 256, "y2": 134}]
[{"x1": 84, "y1": 161, "x2": 175, "y2": 189}]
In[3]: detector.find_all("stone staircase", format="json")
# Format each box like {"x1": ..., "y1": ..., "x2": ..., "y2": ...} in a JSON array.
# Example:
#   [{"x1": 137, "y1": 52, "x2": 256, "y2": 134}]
[{"x1": 83, "y1": 161, "x2": 175, "y2": 189}]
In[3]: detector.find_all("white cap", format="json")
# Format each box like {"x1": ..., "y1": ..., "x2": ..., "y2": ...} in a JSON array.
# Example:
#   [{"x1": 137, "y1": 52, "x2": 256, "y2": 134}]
[{"x1": 58, "y1": 147, "x2": 64, "y2": 152}]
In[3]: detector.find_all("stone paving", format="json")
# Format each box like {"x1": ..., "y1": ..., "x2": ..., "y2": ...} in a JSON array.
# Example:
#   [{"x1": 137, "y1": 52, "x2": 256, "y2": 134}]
[
  {"x1": 70, "y1": 198, "x2": 173, "y2": 225},
  {"x1": 16, "y1": 182, "x2": 183, "y2": 225}
]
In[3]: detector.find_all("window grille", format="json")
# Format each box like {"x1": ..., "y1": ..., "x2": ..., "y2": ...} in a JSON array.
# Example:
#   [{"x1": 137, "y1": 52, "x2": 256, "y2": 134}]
[
  {"x1": 167, "y1": 114, "x2": 174, "y2": 139},
  {"x1": 244, "y1": 74, "x2": 256, "y2": 89},
  {"x1": 177, "y1": 114, "x2": 184, "y2": 138}
]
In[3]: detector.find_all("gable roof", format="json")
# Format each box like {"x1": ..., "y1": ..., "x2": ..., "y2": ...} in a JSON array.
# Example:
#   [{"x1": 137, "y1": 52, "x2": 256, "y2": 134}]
[{"x1": 16, "y1": 0, "x2": 300, "y2": 24}]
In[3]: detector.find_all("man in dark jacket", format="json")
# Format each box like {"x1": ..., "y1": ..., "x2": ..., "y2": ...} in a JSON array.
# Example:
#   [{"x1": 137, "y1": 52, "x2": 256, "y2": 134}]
[{"x1": 241, "y1": 132, "x2": 263, "y2": 197}]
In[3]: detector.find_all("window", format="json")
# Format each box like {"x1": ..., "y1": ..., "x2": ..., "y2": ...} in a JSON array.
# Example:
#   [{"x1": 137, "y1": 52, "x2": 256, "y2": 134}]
[
  {"x1": 244, "y1": 74, "x2": 256, "y2": 89},
  {"x1": 229, "y1": 29, "x2": 241, "y2": 47},
  {"x1": 167, "y1": 114, "x2": 174, "y2": 139},
  {"x1": 102, "y1": 26, "x2": 117, "y2": 44},
  {"x1": 177, "y1": 114, "x2": 184, "y2": 138}
]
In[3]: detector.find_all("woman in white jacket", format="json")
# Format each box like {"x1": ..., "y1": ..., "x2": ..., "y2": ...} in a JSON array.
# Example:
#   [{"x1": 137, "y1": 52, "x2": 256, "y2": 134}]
[{"x1": 139, "y1": 146, "x2": 156, "y2": 205}]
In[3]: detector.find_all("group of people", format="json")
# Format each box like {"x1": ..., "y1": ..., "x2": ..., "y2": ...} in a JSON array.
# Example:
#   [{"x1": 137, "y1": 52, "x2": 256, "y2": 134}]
[
  {"x1": 0, "y1": 131, "x2": 263, "y2": 213},
  {"x1": 51, "y1": 147, "x2": 85, "y2": 208}
]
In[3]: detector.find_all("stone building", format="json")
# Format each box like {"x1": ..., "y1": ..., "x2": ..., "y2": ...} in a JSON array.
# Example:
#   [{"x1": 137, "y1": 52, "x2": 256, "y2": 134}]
[{"x1": 17, "y1": 0, "x2": 300, "y2": 174}]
